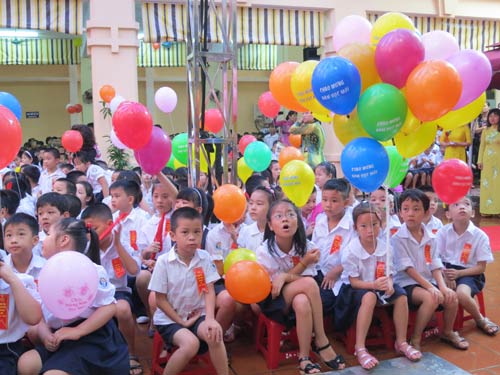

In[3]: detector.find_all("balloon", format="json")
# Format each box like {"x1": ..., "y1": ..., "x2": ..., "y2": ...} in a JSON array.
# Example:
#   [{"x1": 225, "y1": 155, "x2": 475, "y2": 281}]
[
  {"x1": 223, "y1": 248, "x2": 257, "y2": 274},
  {"x1": 289, "y1": 134, "x2": 302, "y2": 148},
  {"x1": 191, "y1": 145, "x2": 216, "y2": 173},
  {"x1": 269, "y1": 62, "x2": 308, "y2": 112},
  {"x1": 406, "y1": 60, "x2": 462, "y2": 121},
  {"x1": 311, "y1": 56, "x2": 361, "y2": 115},
  {"x1": 110, "y1": 128, "x2": 127, "y2": 149},
  {"x1": 371, "y1": 12, "x2": 416, "y2": 47},
  {"x1": 155, "y1": 87, "x2": 178, "y2": 113},
  {"x1": 61, "y1": 130, "x2": 84, "y2": 153},
  {"x1": 99, "y1": 85, "x2": 115, "y2": 103},
  {"x1": 280, "y1": 160, "x2": 315, "y2": 207},
  {"x1": 447, "y1": 50, "x2": 492, "y2": 109},
  {"x1": 244, "y1": 141, "x2": 272, "y2": 172},
  {"x1": 0, "y1": 106, "x2": 22, "y2": 169},
  {"x1": 333, "y1": 111, "x2": 370, "y2": 146},
  {"x1": 278, "y1": 146, "x2": 304, "y2": 168},
  {"x1": 112, "y1": 101, "x2": 153, "y2": 150},
  {"x1": 0, "y1": 92, "x2": 22, "y2": 120},
  {"x1": 109, "y1": 95, "x2": 126, "y2": 114},
  {"x1": 238, "y1": 134, "x2": 257, "y2": 155},
  {"x1": 375, "y1": 28, "x2": 424, "y2": 89},
  {"x1": 213, "y1": 184, "x2": 247, "y2": 223},
  {"x1": 340, "y1": 137, "x2": 389, "y2": 193},
  {"x1": 172, "y1": 133, "x2": 188, "y2": 165},
  {"x1": 338, "y1": 43, "x2": 381, "y2": 93},
  {"x1": 134, "y1": 127, "x2": 172, "y2": 175},
  {"x1": 432, "y1": 158, "x2": 473, "y2": 204},
  {"x1": 399, "y1": 108, "x2": 423, "y2": 136},
  {"x1": 357, "y1": 83, "x2": 407, "y2": 141},
  {"x1": 333, "y1": 15, "x2": 372, "y2": 51},
  {"x1": 66, "y1": 104, "x2": 76, "y2": 114},
  {"x1": 258, "y1": 91, "x2": 281, "y2": 118},
  {"x1": 73, "y1": 104, "x2": 83, "y2": 113},
  {"x1": 38, "y1": 251, "x2": 98, "y2": 320},
  {"x1": 434, "y1": 92, "x2": 487, "y2": 131},
  {"x1": 237, "y1": 158, "x2": 253, "y2": 183},
  {"x1": 204, "y1": 108, "x2": 224, "y2": 133},
  {"x1": 384, "y1": 146, "x2": 409, "y2": 188},
  {"x1": 225, "y1": 261, "x2": 271, "y2": 304},
  {"x1": 421, "y1": 30, "x2": 459, "y2": 60},
  {"x1": 152, "y1": 42, "x2": 161, "y2": 50},
  {"x1": 394, "y1": 122, "x2": 437, "y2": 158}
]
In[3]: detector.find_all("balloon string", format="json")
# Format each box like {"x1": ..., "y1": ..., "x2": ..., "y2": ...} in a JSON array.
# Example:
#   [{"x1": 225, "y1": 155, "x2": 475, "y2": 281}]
[
  {"x1": 385, "y1": 186, "x2": 391, "y2": 276},
  {"x1": 168, "y1": 113, "x2": 175, "y2": 135},
  {"x1": 99, "y1": 212, "x2": 128, "y2": 241}
]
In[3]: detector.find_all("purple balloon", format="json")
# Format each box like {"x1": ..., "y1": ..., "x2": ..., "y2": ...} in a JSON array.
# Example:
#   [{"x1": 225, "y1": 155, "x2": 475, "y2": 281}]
[
  {"x1": 375, "y1": 29, "x2": 424, "y2": 89},
  {"x1": 134, "y1": 127, "x2": 172, "y2": 175},
  {"x1": 448, "y1": 50, "x2": 492, "y2": 109}
]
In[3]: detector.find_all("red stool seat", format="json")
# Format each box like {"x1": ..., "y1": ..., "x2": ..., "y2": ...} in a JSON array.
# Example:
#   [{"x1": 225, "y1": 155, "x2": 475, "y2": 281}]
[{"x1": 454, "y1": 291, "x2": 486, "y2": 330}]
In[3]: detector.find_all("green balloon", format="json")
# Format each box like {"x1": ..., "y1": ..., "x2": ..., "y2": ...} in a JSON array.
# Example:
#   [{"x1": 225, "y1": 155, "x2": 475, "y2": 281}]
[
  {"x1": 384, "y1": 146, "x2": 409, "y2": 188},
  {"x1": 172, "y1": 133, "x2": 188, "y2": 165},
  {"x1": 223, "y1": 248, "x2": 257, "y2": 274},
  {"x1": 244, "y1": 141, "x2": 272, "y2": 172},
  {"x1": 358, "y1": 83, "x2": 407, "y2": 141}
]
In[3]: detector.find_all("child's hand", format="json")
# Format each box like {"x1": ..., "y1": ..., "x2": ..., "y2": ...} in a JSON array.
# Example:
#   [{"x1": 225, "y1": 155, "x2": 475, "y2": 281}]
[
  {"x1": 445, "y1": 277, "x2": 457, "y2": 290},
  {"x1": 373, "y1": 276, "x2": 389, "y2": 291},
  {"x1": 183, "y1": 310, "x2": 202, "y2": 327},
  {"x1": 321, "y1": 271, "x2": 337, "y2": 290},
  {"x1": 0, "y1": 261, "x2": 16, "y2": 284},
  {"x1": 303, "y1": 249, "x2": 320, "y2": 266},
  {"x1": 204, "y1": 318, "x2": 223, "y2": 343},
  {"x1": 143, "y1": 259, "x2": 156, "y2": 272},
  {"x1": 113, "y1": 223, "x2": 122, "y2": 244},
  {"x1": 427, "y1": 286, "x2": 443, "y2": 304},
  {"x1": 385, "y1": 278, "x2": 394, "y2": 296},
  {"x1": 443, "y1": 268, "x2": 459, "y2": 281},
  {"x1": 271, "y1": 273, "x2": 288, "y2": 298},
  {"x1": 441, "y1": 287, "x2": 457, "y2": 305},
  {"x1": 305, "y1": 223, "x2": 315, "y2": 237},
  {"x1": 147, "y1": 241, "x2": 161, "y2": 256},
  {"x1": 42, "y1": 333, "x2": 59, "y2": 352},
  {"x1": 53, "y1": 326, "x2": 82, "y2": 345}
]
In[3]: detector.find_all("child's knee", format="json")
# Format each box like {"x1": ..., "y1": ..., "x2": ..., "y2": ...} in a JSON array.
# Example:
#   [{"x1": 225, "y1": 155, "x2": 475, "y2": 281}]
[
  {"x1": 136, "y1": 270, "x2": 152, "y2": 289},
  {"x1": 292, "y1": 294, "x2": 311, "y2": 315},
  {"x1": 217, "y1": 291, "x2": 236, "y2": 311},
  {"x1": 456, "y1": 285, "x2": 472, "y2": 301},
  {"x1": 361, "y1": 291, "x2": 377, "y2": 306},
  {"x1": 115, "y1": 300, "x2": 133, "y2": 320},
  {"x1": 17, "y1": 350, "x2": 42, "y2": 375}
]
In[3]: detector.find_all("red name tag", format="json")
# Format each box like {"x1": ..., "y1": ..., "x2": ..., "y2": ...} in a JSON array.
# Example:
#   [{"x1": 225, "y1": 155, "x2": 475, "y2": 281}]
[
  {"x1": 292, "y1": 256, "x2": 300, "y2": 266},
  {"x1": 130, "y1": 230, "x2": 138, "y2": 251},
  {"x1": 112, "y1": 257, "x2": 126, "y2": 279},
  {"x1": 194, "y1": 267, "x2": 208, "y2": 295},
  {"x1": 330, "y1": 235, "x2": 343, "y2": 255},
  {"x1": 375, "y1": 261, "x2": 386, "y2": 279},
  {"x1": 424, "y1": 244, "x2": 432, "y2": 265},
  {"x1": 431, "y1": 229, "x2": 438, "y2": 235},
  {"x1": 165, "y1": 219, "x2": 171, "y2": 234},
  {"x1": 390, "y1": 228, "x2": 399, "y2": 236},
  {"x1": 0, "y1": 294, "x2": 9, "y2": 330},
  {"x1": 460, "y1": 243, "x2": 472, "y2": 264}
]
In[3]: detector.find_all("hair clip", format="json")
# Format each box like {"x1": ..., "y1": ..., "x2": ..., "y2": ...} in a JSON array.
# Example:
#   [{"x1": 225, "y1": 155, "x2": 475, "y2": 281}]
[{"x1": 5, "y1": 181, "x2": 12, "y2": 190}]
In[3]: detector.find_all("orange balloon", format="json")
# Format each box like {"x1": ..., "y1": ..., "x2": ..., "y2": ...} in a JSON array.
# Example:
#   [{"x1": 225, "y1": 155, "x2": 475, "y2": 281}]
[
  {"x1": 289, "y1": 134, "x2": 302, "y2": 148},
  {"x1": 269, "y1": 62, "x2": 308, "y2": 112},
  {"x1": 213, "y1": 184, "x2": 247, "y2": 223},
  {"x1": 225, "y1": 261, "x2": 271, "y2": 304},
  {"x1": 152, "y1": 42, "x2": 161, "y2": 50},
  {"x1": 338, "y1": 43, "x2": 381, "y2": 93},
  {"x1": 278, "y1": 146, "x2": 305, "y2": 168},
  {"x1": 406, "y1": 60, "x2": 462, "y2": 122},
  {"x1": 99, "y1": 85, "x2": 116, "y2": 103}
]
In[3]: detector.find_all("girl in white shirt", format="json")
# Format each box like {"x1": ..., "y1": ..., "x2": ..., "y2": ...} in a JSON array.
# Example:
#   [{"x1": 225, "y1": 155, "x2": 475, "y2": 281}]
[{"x1": 73, "y1": 150, "x2": 109, "y2": 201}]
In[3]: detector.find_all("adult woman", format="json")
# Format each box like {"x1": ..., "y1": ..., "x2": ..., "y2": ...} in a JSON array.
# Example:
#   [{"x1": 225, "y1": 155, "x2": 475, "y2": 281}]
[
  {"x1": 470, "y1": 102, "x2": 490, "y2": 180},
  {"x1": 478, "y1": 108, "x2": 500, "y2": 216},
  {"x1": 275, "y1": 111, "x2": 297, "y2": 146},
  {"x1": 290, "y1": 113, "x2": 325, "y2": 168},
  {"x1": 439, "y1": 124, "x2": 471, "y2": 162}
]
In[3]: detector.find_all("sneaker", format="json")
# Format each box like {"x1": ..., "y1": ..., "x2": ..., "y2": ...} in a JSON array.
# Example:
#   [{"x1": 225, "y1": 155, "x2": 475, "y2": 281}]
[{"x1": 136, "y1": 316, "x2": 150, "y2": 324}]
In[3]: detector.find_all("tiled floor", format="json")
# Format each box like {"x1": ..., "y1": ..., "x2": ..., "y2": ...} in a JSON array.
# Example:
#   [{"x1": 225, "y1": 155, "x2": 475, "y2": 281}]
[{"x1": 135, "y1": 214, "x2": 500, "y2": 375}]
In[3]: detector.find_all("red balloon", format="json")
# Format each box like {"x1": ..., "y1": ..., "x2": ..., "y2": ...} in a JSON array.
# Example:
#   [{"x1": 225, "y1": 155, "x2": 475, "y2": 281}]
[
  {"x1": 238, "y1": 134, "x2": 257, "y2": 155},
  {"x1": 204, "y1": 108, "x2": 224, "y2": 133},
  {"x1": 213, "y1": 184, "x2": 247, "y2": 223},
  {"x1": 66, "y1": 104, "x2": 76, "y2": 114},
  {"x1": 73, "y1": 104, "x2": 83, "y2": 113},
  {"x1": 0, "y1": 106, "x2": 22, "y2": 169},
  {"x1": 61, "y1": 130, "x2": 84, "y2": 153},
  {"x1": 225, "y1": 261, "x2": 271, "y2": 304},
  {"x1": 152, "y1": 42, "x2": 161, "y2": 50},
  {"x1": 432, "y1": 158, "x2": 472, "y2": 204},
  {"x1": 112, "y1": 101, "x2": 153, "y2": 150},
  {"x1": 258, "y1": 91, "x2": 281, "y2": 118}
]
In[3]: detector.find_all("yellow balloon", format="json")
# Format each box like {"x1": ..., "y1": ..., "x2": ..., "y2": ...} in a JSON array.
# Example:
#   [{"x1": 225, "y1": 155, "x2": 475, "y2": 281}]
[
  {"x1": 434, "y1": 92, "x2": 486, "y2": 131},
  {"x1": 400, "y1": 108, "x2": 423, "y2": 136},
  {"x1": 333, "y1": 111, "x2": 370, "y2": 146},
  {"x1": 371, "y1": 12, "x2": 416, "y2": 47},
  {"x1": 191, "y1": 145, "x2": 215, "y2": 173},
  {"x1": 338, "y1": 43, "x2": 381, "y2": 92},
  {"x1": 173, "y1": 158, "x2": 186, "y2": 169},
  {"x1": 395, "y1": 122, "x2": 437, "y2": 158},
  {"x1": 380, "y1": 140, "x2": 393, "y2": 147},
  {"x1": 237, "y1": 158, "x2": 253, "y2": 183},
  {"x1": 313, "y1": 112, "x2": 333, "y2": 123},
  {"x1": 280, "y1": 160, "x2": 315, "y2": 207}
]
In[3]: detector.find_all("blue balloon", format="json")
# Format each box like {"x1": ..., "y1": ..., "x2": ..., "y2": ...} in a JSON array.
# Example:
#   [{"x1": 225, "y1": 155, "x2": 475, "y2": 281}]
[
  {"x1": 0, "y1": 92, "x2": 22, "y2": 120},
  {"x1": 311, "y1": 56, "x2": 361, "y2": 115},
  {"x1": 340, "y1": 137, "x2": 389, "y2": 193}
]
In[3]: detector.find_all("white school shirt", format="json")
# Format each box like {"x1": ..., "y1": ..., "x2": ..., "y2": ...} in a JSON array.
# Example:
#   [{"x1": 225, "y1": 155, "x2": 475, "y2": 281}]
[
  {"x1": 392, "y1": 223, "x2": 443, "y2": 288},
  {"x1": 137, "y1": 211, "x2": 173, "y2": 259},
  {"x1": 256, "y1": 240, "x2": 317, "y2": 283},
  {"x1": 17, "y1": 194, "x2": 36, "y2": 217},
  {"x1": 0, "y1": 273, "x2": 41, "y2": 344},
  {"x1": 44, "y1": 263, "x2": 116, "y2": 330},
  {"x1": 435, "y1": 222, "x2": 493, "y2": 268},
  {"x1": 31, "y1": 184, "x2": 42, "y2": 199},
  {"x1": 424, "y1": 215, "x2": 443, "y2": 235},
  {"x1": 39, "y1": 169, "x2": 66, "y2": 194},
  {"x1": 100, "y1": 233, "x2": 141, "y2": 293},
  {"x1": 312, "y1": 212, "x2": 354, "y2": 276},
  {"x1": 379, "y1": 214, "x2": 402, "y2": 240},
  {"x1": 206, "y1": 222, "x2": 241, "y2": 262},
  {"x1": 237, "y1": 222, "x2": 264, "y2": 252},
  {"x1": 32, "y1": 231, "x2": 46, "y2": 258},
  {"x1": 5, "y1": 253, "x2": 46, "y2": 281},
  {"x1": 113, "y1": 207, "x2": 150, "y2": 254},
  {"x1": 86, "y1": 164, "x2": 106, "y2": 194},
  {"x1": 417, "y1": 152, "x2": 436, "y2": 168},
  {"x1": 148, "y1": 248, "x2": 220, "y2": 325}
]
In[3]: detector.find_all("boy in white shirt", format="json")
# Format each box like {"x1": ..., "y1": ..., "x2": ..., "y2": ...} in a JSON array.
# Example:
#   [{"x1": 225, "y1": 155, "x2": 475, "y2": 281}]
[
  {"x1": 418, "y1": 185, "x2": 443, "y2": 235},
  {"x1": 38, "y1": 148, "x2": 66, "y2": 194}
]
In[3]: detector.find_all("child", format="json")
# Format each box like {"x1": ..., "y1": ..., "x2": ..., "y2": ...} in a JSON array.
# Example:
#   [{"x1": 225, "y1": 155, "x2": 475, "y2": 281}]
[
  {"x1": 175, "y1": 187, "x2": 210, "y2": 249},
  {"x1": 437, "y1": 197, "x2": 498, "y2": 335},
  {"x1": 418, "y1": 185, "x2": 443, "y2": 234},
  {"x1": 81, "y1": 203, "x2": 142, "y2": 373},
  {"x1": 75, "y1": 181, "x2": 95, "y2": 216},
  {"x1": 314, "y1": 161, "x2": 336, "y2": 204},
  {"x1": 38, "y1": 148, "x2": 66, "y2": 195},
  {"x1": 52, "y1": 178, "x2": 76, "y2": 196},
  {"x1": 257, "y1": 200, "x2": 345, "y2": 374},
  {"x1": 148, "y1": 207, "x2": 228, "y2": 375},
  {"x1": 0, "y1": 189, "x2": 20, "y2": 225},
  {"x1": 73, "y1": 150, "x2": 109, "y2": 201},
  {"x1": 17, "y1": 218, "x2": 129, "y2": 374},
  {"x1": 301, "y1": 187, "x2": 317, "y2": 238},
  {"x1": 63, "y1": 194, "x2": 82, "y2": 218},
  {"x1": 20, "y1": 165, "x2": 41, "y2": 199},
  {"x1": 392, "y1": 189, "x2": 467, "y2": 350},
  {"x1": 370, "y1": 187, "x2": 401, "y2": 237},
  {"x1": 336, "y1": 203, "x2": 421, "y2": 370}
]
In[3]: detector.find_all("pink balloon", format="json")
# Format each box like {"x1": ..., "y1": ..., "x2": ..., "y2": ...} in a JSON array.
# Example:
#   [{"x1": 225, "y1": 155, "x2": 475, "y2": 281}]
[
  {"x1": 421, "y1": 30, "x2": 459, "y2": 60},
  {"x1": 448, "y1": 50, "x2": 493, "y2": 109},
  {"x1": 155, "y1": 87, "x2": 178, "y2": 113},
  {"x1": 258, "y1": 91, "x2": 281, "y2": 118},
  {"x1": 333, "y1": 15, "x2": 372, "y2": 51},
  {"x1": 238, "y1": 134, "x2": 257, "y2": 155},
  {"x1": 375, "y1": 28, "x2": 424, "y2": 89},
  {"x1": 38, "y1": 252, "x2": 98, "y2": 320},
  {"x1": 134, "y1": 126, "x2": 172, "y2": 175},
  {"x1": 110, "y1": 128, "x2": 127, "y2": 150}
]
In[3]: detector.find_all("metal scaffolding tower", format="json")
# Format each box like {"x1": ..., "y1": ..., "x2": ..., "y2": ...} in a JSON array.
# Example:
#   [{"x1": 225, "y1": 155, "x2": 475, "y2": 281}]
[{"x1": 186, "y1": 0, "x2": 238, "y2": 191}]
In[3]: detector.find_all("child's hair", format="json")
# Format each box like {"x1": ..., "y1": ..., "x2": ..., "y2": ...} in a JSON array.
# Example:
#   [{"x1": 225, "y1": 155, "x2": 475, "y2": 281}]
[
  {"x1": 59, "y1": 163, "x2": 74, "y2": 172},
  {"x1": 71, "y1": 124, "x2": 97, "y2": 153},
  {"x1": 4, "y1": 213, "x2": 39, "y2": 236},
  {"x1": 44, "y1": 147, "x2": 60, "y2": 160},
  {"x1": 314, "y1": 161, "x2": 337, "y2": 179},
  {"x1": 76, "y1": 181, "x2": 95, "y2": 207},
  {"x1": 80, "y1": 203, "x2": 113, "y2": 222},
  {"x1": 36, "y1": 192, "x2": 69, "y2": 214},
  {"x1": 177, "y1": 187, "x2": 207, "y2": 214},
  {"x1": 64, "y1": 194, "x2": 82, "y2": 218},
  {"x1": 19, "y1": 149, "x2": 38, "y2": 164},
  {"x1": 74, "y1": 149, "x2": 95, "y2": 164},
  {"x1": 245, "y1": 175, "x2": 268, "y2": 196},
  {"x1": 4, "y1": 173, "x2": 31, "y2": 198},
  {"x1": 52, "y1": 218, "x2": 100, "y2": 265},
  {"x1": 444, "y1": 195, "x2": 473, "y2": 211},
  {"x1": 116, "y1": 170, "x2": 142, "y2": 187},
  {"x1": 55, "y1": 178, "x2": 76, "y2": 195},
  {"x1": 323, "y1": 178, "x2": 350, "y2": 200},
  {"x1": 109, "y1": 180, "x2": 142, "y2": 207},
  {"x1": 252, "y1": 185, "x2": 277, "y2": 206},
  {"x1": 264, "y1": 199, "x2": 307, "y2": 257},
  {"x1": 398, "y1": 188, "x2": 430, "y2": 212},
  {"x1": 95, "y1": 160, "x2": 109, "y2": 171},
  {"x1": 0, "y1": 190, "x2": 21, "y2": 215},
  {"x1": 171, "y1": 206, "x2": 203, "y2": 232},
  {"x1": 20, "y1": 164, "x2": 41, "y2": 184},
  {"x1": 352, "y1": 202, "x2": 382, "y2": 225},
  {"x1": 65, "y1": 170, "x2": 87, "y2": 184}
]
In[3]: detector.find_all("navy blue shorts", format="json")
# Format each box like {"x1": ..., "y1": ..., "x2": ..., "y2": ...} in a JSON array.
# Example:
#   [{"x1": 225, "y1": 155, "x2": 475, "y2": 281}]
[
  {"x1": 444, "y1": 262, "x2": 485, "y2": 297},
  {"x1": 314, "y1": 272, "x2": 336, "y2": 316},
  {"x1": 0, "y1": 339, "x2": 25, "y2": 374},
  {"x1": 214, "y1": 279, "x2": 226, "y2": 296},
  {"x1": 156, "y1": 316, "x2": 208, "y2": 355},
  {"x1": 115, "y1": 290, "x2": 133, "y2": 310},
  {"x1": 404, "y1": 284, "x2": 444, "y2": 311}
]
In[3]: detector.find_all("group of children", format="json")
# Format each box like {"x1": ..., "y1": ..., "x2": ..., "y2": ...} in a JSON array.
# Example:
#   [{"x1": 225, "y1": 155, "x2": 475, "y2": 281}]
[{"x1": 0, "y1": 144, "x2": 497, "y2": 375}]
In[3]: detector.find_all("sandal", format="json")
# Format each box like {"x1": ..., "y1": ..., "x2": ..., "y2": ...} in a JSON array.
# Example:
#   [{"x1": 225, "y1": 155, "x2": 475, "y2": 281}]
[
  {"x1": 395, "y1": 341, "x2": 422, "y2": 362},
  {"x1": 298, "y1": 356, "x2": 321, "y2": 375},
  {"x1": 476, "y1": 317, "x2": 499, "y2": 336},
  {"x1": 440, "y1": 331, "x2": 469, "y2": 350},
  {"x1": 312, "y1": 342, "x2": 346, "y2": 370},
  {"x1": 355, "y1": 347, "x2": 378, "y2": 370},
  {"x1": 129, "y1": 355, "x2": 144, "y2": 375}
]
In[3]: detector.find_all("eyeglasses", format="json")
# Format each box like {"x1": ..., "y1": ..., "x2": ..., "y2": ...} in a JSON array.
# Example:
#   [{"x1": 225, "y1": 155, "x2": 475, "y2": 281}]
[{"x1": 272, "y1": 211, "x2": 297, "y2": 220}]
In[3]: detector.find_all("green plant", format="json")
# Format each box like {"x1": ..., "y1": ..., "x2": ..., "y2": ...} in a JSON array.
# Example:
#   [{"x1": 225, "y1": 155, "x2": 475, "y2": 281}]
[
  {"x1": 99, "y1": 100, "x2": 112, "y2": 119},
  {"x1": 104, "y1": 135, "x2": 131, "y2": 170}
]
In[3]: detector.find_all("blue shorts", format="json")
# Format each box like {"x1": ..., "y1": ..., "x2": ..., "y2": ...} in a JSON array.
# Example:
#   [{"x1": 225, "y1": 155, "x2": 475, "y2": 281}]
[
  {"x1": 156, "y1": 316, "x2": 208, "y2": 355},
  {"x1": 214, "y1": 279, "x2": 226, "y2": 296},
  {"x1": 404, "y1": 284, "x2": 444, "y2": 311},
  {"x1": 115, "y1": 290, "x2": 133, "y2": 310},
  {"x1": 444, "y1": 262, "x2": 485, "y2": 297},
  {"x1": 0, "y1": 339, "x2": 25, "y2": 374}
]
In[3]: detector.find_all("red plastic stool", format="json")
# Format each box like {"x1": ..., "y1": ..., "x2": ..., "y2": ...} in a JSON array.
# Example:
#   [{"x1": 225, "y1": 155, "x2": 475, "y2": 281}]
[
  {"x1": 454, "y1": 291, "x2": 486, "y2": 330},
  {"x1": 151, "y1": 331, "x2": 217, "y2": 375},
  {"x1": 407, "y1": 309, "x2": 444, "y2": 341}
]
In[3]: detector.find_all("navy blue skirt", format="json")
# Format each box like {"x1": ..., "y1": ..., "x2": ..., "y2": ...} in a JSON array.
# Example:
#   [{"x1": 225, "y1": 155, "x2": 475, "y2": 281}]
[{"x1": 258, "y1": 292, "x2": 296, "y2": 329}]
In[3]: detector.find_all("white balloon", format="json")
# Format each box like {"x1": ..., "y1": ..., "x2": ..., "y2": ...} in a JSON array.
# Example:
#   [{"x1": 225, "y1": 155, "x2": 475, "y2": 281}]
[
  {"x1": 109, "y1": 95, "x2": 126, "y2": 114},
  {"x1": 110, "y1": 128, "x2": 127, "y2": 149}
]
